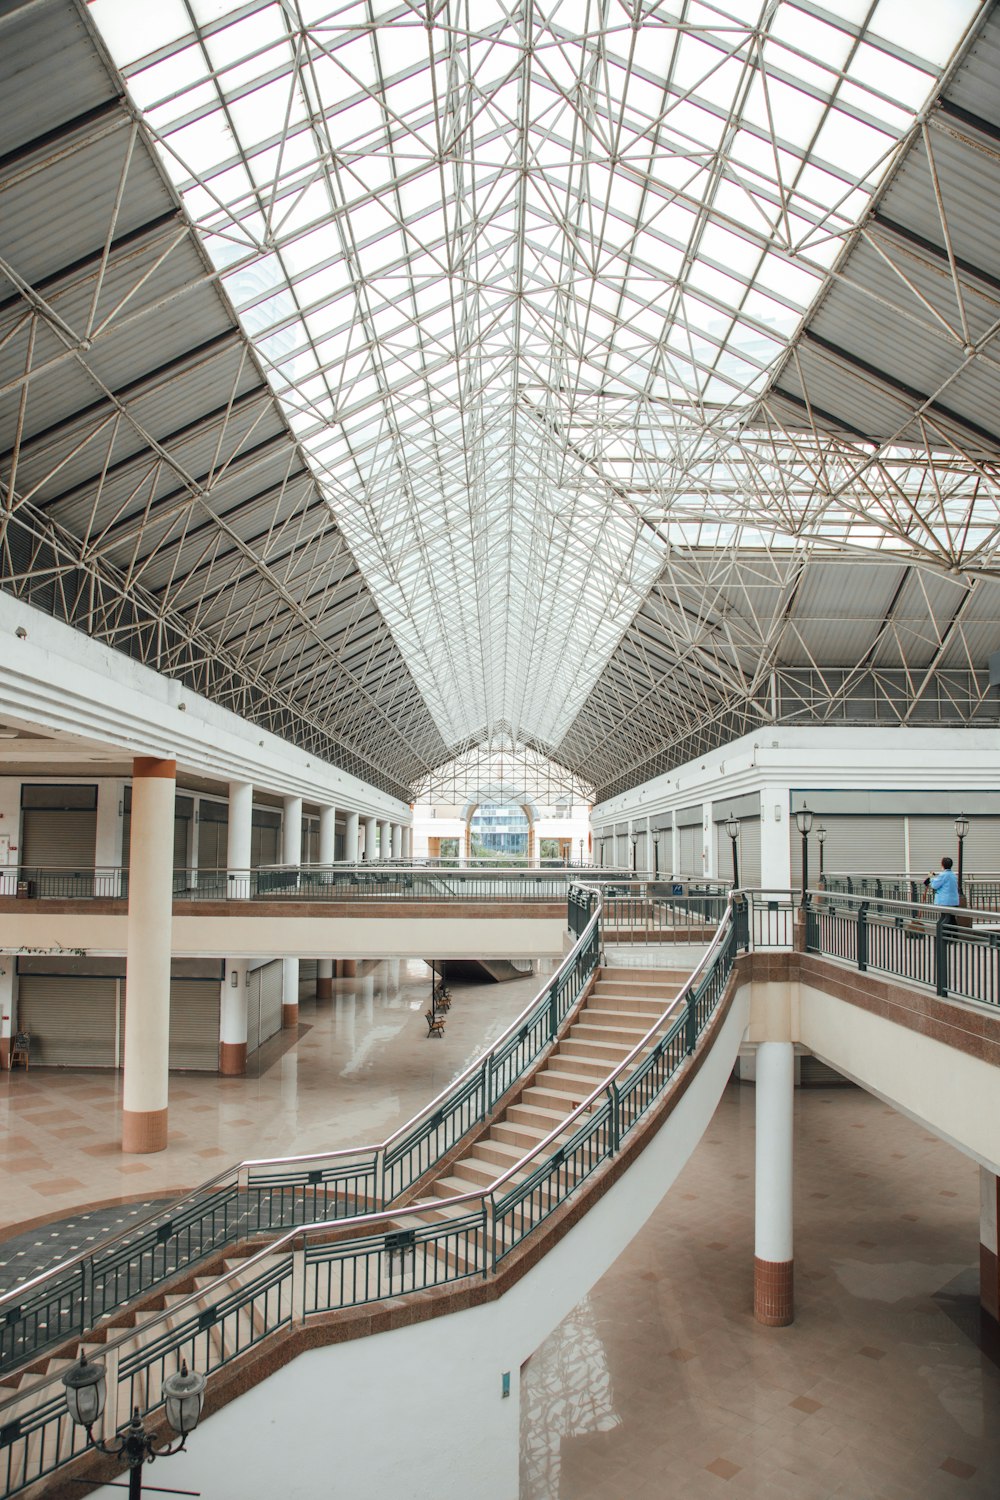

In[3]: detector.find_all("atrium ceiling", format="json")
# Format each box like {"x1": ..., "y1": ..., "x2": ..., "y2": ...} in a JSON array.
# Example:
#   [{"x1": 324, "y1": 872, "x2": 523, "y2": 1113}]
[{"x1": 2, "y1": 0, "x2": 999, "y2": 803}]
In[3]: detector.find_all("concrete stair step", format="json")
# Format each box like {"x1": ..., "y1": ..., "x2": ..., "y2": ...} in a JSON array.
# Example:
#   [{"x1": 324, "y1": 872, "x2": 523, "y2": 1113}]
[{"x1": 546, "y1": 1055, "x2": 614, "y2": 1083}]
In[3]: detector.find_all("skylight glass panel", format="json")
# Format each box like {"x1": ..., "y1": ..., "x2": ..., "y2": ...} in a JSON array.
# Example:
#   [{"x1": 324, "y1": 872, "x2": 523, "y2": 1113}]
[{"x1": 91, "y1": 0, "x2": 985, "y2": 753}]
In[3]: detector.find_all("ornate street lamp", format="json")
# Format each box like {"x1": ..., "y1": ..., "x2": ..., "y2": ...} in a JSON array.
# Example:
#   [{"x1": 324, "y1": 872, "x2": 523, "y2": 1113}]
[
  {"x1": 954, "y1": 813, "x2": 970, "y2": 896},
  {"x1": 62, "y1": 1354, "x2": 205, "y2": 1498},
  {"x1": 629, "y1": 831, "x2": 638, "y2": 873},
  {"x1": 724, "y1": 813, "x2": 740, "y2": 889},
  {"x1": 795, "y1": 807, "x2": 813, "y2": 904},
  {"x1": 652, "y1": 829, "x2": 660, "y2": 878},
  {"x1": 816, "y1": 824, "x2": 827, "y2": 882}
]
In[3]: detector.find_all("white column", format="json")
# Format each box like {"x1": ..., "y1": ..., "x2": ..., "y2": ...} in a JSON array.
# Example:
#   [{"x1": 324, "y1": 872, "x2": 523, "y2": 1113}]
[
  {"x1": 0, "y1": 963, "x2": 13, "y2": 1071},
  {"x1": 317, "y1": 959, "x2": 334, "y2": 1001},
  {"x1": 402, "y1": 825, "x2": 412, "y2": 860},
  {"x1": 220, "y1": 959, "x2": 249, "y2": 1075},
  {"x1": 670, "y1": 813, "x2": 679, "y2": 879},
  {"x1": 391, "y1": 823, "x2": 402, "y2": 859},
  {"x1": 319, "y1": 804, "x2": 337, "y2": 867},
  {"x1": 122, "y1": 757, "x2": 175, "y2": 1154},
  {"x1": 759, "y1": 786, "x2": 792, "y2": 891},
  {"x1": 345, "y1": 810, "x2": 360, "y2": 862},
  {"x1": 227, "y1": 781, "x2": 253, "y2": 899},
  {"x1": 282, "y1": 796, "x2": 302, "y2": 1025},
  {"x1": 282, "y1": 795, "x2": 303, "y2": 867},
  {"x1": 704, "y1": 813, "x2": 716, "y2": 880},
  {"x1": 363, "y1": 816, "x2": 377, "y2": 860},
  {"x1": 754, "y1": 1039, "x2": 795, "y2": 1325},
  {"x1": 378, "y1": 818, "x2": 391, "y2": 860}
]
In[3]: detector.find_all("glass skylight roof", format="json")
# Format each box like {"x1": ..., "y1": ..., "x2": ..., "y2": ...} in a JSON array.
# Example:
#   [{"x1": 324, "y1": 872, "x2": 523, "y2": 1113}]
[{"x1": 89, "y1": 0, "x2": 983, "y2": 750}]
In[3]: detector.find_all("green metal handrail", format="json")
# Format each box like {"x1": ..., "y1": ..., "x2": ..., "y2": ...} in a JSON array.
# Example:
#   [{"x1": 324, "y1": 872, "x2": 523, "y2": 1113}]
[
  {"x1": 0, "y1": 892, "x2": 744, "y2": 1500},
  {"x1": 0, "y1": 889, "x2": 602, "y2": 1377}
]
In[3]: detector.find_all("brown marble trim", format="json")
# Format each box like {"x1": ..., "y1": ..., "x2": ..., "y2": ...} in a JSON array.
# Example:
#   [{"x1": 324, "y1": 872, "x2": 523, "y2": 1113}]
[
  {"x1": 281, "y1": 1003, "x2": 299, "y2": 1029},
  {"x1": 219, "y1": 1041, "x2": 247, "y2": 1076},
  {"x1": 316, "y1": 977, "x2": 333, "y2": 1000},
  {"x1": 0, "y1": 1036, "x2": 9, "y2": 1069},
  {"x1": 754, "y1": 1256, "x2": 794, "y2": 1326},
  {"x1": 121, "y1": 1106, "x2": 168, "y2": 1154},
  {"x1": 733, "y1": 950, "x2": 1000, "y2": 1069},
  {"x1": 0, "y1": 897, "x2": 566, "y2": 920},
  {"x1": 132, "y1": 757, "x2": 176, "y2": 780}
]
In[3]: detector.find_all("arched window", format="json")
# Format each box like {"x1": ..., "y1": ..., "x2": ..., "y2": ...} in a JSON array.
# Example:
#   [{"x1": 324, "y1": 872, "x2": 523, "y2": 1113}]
[{"x1": 470, "y1": 802, "x2": 529, "y2": 857}]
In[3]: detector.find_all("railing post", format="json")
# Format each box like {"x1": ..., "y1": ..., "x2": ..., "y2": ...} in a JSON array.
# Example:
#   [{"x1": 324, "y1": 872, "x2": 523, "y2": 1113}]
[
  {"x1": 935, "y1": 915, "x2": 949, "y2": 998},
  {"x1": 292, "y1": 1242, "x2": 307, "y2": 1325},
  {"x1": 79, "y1": 1256, "x2": 93, "y2": 1335},
  {"x1": 685, "y1": 988, "x2": 698, "y2": 1054},
  {"x1": 548, "y1": 978, "x2": 559, "y2": 1040},
  {"x1": 857, "y1": 901, "x2": 868, "y2": 972},
  {"x1": 608, "y1": 1082, "x2": 620, "y2": 1154}
]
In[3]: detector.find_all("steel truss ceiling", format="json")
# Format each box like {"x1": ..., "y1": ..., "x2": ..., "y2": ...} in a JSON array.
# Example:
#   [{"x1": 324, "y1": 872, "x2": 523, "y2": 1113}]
[
  {"x1": 0, "y1": 0, "x2": 447, "y2": 798},
  {"x1": 3, "y1": 0, "x2": 1000, "y2": 804}
]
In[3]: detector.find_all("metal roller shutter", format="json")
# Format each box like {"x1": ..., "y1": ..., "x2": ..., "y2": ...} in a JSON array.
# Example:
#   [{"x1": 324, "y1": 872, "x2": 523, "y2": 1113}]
[
  {"x1": 259, "y1": 960, "x2": 283, "y2": 1045},
  {"x1": 791, "y1": 815, "x2": 905, "y2": 888},
  {"x1": 197, "y1": 816, "x2": 227, "y2": 872},
  {"x1": 246, "y1": 968, "x2": 262, "y2": 1057},
  {"x1": 22, "y1": 810, "x2": 97, "y2": 869},
  {"x1": 715, "y1": 818, "x2": 761, "y2": 886},
  {"x1": 678, "y1": 824, "x2": 702, "y2": 875},
  {"x1": 252, "y1": 818, "x2": 280, "y2": 867},
  {"x1": 247, "y1": 960, "x2": 283, "y2": 1052},
  {"x1": 908, "y1": 816, "x2": 1000, "y2": 876},
  {"x1": 167, "y1": 980, "x2": 220, "y2": 1071},
  {"x1": 17, "y1": 975, "x2": 117, "y2": 1067}
]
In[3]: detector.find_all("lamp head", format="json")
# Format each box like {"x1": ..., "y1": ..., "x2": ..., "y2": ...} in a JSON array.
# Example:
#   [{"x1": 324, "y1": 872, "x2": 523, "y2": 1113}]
[
  {"x1": 816, "y1": 825, "x2": 827, "y2": 845},
  {"x1": 954, "y1": 813, "x2": 970, "y2": 840},
  {"x1": 62, "y1": 1354, "x2": 106, "y2": 1429},
  {"x1": 724, "y1": 814, "x2": 740, "y2": 840},
  {"x1": 795, "y1": 808, "x2": 813, "y2": 836},
  {"x1": 162, "y1": 1361, "x2": 206, "y2": 1438}
]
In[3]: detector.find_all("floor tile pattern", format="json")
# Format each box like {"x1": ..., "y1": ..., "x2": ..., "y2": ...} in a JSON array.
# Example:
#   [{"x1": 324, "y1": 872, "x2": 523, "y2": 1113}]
[{"x1": 521, "y1": 1084, "x2": 1000, "y2": 1500}]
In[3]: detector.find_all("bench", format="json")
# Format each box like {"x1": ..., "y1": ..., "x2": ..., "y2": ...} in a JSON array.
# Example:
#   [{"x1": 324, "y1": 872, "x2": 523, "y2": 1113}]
[{"x1": 425, "y1": 1009, "x2": 445, "y2": 1039}]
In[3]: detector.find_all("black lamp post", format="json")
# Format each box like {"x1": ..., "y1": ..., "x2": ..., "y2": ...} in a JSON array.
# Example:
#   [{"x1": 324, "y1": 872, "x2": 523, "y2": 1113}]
[
  {"x1": 652, "y1": 829, "x2": 660, "y2": 878},
  {"x1": 629, "y1": 832, "x2": 638, "y2": 873},
  {"x1": 954, "y1": 813, "x2": 969, "y2": 896},
  {"x1": 724, "y1": 813, "x2": 740, "y2": 889},
  {"x1": 795, "y1": 807, "x2": 813, "y2": 904},
  {"x1": 62, "y1": 1353, "x2": 206, "y2": 1498},
  {"x1": 816, "y1": 824, "x2": 827, "y2": 882}
]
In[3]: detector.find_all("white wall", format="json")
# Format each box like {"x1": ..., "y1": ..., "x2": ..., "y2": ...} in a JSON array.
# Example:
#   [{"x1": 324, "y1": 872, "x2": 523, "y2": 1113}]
[
  {"x1": 0, "y1": 593, "x2": 408, "y2": 827},
  {"x1": 592, "y1": 726, "x2": 1000, "y2": 887}
]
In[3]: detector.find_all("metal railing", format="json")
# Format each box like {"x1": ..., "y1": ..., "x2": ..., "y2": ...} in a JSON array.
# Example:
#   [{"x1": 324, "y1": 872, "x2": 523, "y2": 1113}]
[
  {"x1": 821, "y1": 872, "x2": 1000, "y2": 911},
  {"x1": 2, "y1": 864, "x2": 645, "y2": 903},
  {"x1": 0, "y1": 890, "x2": 743, "y2": 1500},
  {"x1": 804, "y1": 890, "x2": 1000, "y2": 1006},
  {"x1": 0, "y1": 894, "x2": 601, "y2": 1376}
]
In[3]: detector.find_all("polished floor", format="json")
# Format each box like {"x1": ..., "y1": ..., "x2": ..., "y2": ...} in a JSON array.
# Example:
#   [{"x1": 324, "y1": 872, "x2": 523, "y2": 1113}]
[
  {"x1": 521, "y1": 1082, "x2": 1000, "y2": 1500},
  {"x1": 0, "y1": 959, "x2": 547, "y2": 1240}
]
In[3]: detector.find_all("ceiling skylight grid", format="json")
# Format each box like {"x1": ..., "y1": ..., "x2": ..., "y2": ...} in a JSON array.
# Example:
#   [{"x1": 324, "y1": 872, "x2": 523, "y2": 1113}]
[{"x1": 88, "y1": 0, "x2": 987, "y2": 760}]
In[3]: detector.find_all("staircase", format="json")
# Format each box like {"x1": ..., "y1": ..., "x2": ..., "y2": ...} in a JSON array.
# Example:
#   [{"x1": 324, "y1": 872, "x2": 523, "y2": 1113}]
[{"x1": 0, "y1": 960, "x2": 716, "y2": 1495}]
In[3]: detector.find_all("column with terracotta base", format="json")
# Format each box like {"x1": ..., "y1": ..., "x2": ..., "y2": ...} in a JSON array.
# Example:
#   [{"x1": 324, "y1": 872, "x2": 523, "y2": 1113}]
[
  {"x1": 345, "y1": 809, "x2": 360, "y2": 862},
  {"x1": 981, "y1": 1168, "x2": 1000, "y2": 1324},
  {"x1": 281, "y1": 796, "x2": 302, "y2": 1027},
  {"x1": 754, "y1": 1040, "x2": 794, "y2": 1325},
  {"x1": 317, "y1": 960, "x2": 334, "y2": 1002},
  {"x1": 0, "y1": 964, "x2": 13, "y2": 1070},
  {"x1": 122, "y1": 757, "x2": 175, "y2": 1154},
  {"x1": 342, "y1": 959, "x2": 357, "y2": 979},
  {"x1": 219, "y1": 959, "x2": 249, "y2": 1075}
]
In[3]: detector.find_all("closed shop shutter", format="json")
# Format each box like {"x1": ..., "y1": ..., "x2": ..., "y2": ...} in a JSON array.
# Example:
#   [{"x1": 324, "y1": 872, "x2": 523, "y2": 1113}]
[
  {"x1": 198, "y1": 815, "x2": 227, "y2": 873},
  {"x1": 173, "y1": 815, "x2": 190, "y2": 873},
  {"x1": 790, "y1": 815, "x2": 905, "y2": 889},
  {"x1": 678, "y1": 824, "x2": 702, "y2": 874},
  {"x1": 22, "y1": 809, "x2": 97, "y2": 869},
  {"x1": 258, "y1": 959, "x2": 283, "y2": 1046},
  {"x1": 247, "y1": 960, "x2": 283, "y2": 1051},
  {"x1": 252, "y1": 819, "x2": 280, "y2": 867},
  {"x1": 17, "y1": 975, "x2": 117, "y2": 1067},
  {"x1": 715, "y1": 818, "x2": 761, "y2": 886},
  {"x1": 167, "y1": 980, "x2": 220, "y2": 1071},
  {"x1": 246, "y1": 968, "x2": 263, "y2": 1057},
  {"x1": 908, "y1": 816, "x2": 1000, "y2": 876}
]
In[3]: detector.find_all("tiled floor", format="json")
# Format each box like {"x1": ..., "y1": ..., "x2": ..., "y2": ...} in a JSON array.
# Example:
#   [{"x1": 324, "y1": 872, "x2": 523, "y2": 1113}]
[
  {"x1": 521, "y1": 1082, "x2": 1000, "y2": 1500},
  {"x1": 0, "y1": 958, "x2": 548, "y2": 1241}
]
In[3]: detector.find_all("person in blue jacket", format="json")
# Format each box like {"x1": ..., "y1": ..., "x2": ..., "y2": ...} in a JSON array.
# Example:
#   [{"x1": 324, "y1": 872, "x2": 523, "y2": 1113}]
[{"x1": 925, "y1": 857, "x2": 959, "y2": 907}]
